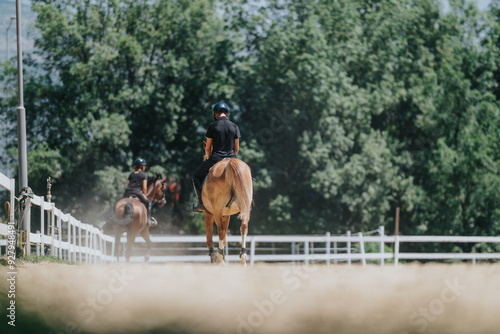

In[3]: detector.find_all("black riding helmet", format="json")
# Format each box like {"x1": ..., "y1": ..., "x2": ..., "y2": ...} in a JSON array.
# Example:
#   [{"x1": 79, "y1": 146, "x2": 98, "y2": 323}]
[
  {"x1": 133, "y1": 158, "x2": 147, "y2": 169},
  {"x1": 212, "y1": 102, "x2": 229, "y2": 121}
]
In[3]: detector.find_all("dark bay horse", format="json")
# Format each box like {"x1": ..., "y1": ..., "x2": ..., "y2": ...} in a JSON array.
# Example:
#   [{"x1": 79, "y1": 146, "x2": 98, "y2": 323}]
[
  {"x1": 113, "y1": 175, "x2": 167, "y2": 262},
  {"x1": 202, "y1": 158, "x2": 253, "y2": 265}
]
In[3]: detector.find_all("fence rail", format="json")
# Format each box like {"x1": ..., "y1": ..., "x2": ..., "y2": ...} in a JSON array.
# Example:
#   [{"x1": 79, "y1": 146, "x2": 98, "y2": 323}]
[
  {"x1": 1, "y1": 171, "x2": 499, "y2": 265},
  {"x1": 0, "y1": 172, "x2": 112, "y2": 264},
  {"x1": 115, "y1": 232, "x2": 500, "y2": 265}
]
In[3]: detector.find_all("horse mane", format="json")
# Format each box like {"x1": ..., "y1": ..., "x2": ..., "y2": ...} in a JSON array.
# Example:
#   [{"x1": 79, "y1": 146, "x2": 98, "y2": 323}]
[{"x1": 147, "y1": 173, "x2": 163, "y2": 187}]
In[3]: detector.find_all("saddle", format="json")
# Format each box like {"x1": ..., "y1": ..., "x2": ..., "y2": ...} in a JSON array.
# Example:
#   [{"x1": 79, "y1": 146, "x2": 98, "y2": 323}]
[{"x1": 127, "y1": 195, "x2": 140, "y2": 200}]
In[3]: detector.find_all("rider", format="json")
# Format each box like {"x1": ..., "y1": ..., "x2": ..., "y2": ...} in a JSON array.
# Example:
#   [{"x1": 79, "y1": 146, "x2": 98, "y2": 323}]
[
  {"x1": 192, "y1": 102, "x2": 241, "y2": 212},
  {"x1": 123, "y1": 158, "x2": 157, "y2": 226}
]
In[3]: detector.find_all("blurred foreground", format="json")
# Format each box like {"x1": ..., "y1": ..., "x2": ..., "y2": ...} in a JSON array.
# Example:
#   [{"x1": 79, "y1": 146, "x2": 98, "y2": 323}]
[{"x1": 1, "y1": 262, "x2": 499, "y2": 334}]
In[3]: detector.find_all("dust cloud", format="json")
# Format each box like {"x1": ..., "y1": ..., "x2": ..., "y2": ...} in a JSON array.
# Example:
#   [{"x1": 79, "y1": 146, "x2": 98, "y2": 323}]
[{"x1": 1, "y1": 262, "x2": 499, "y2": 334}]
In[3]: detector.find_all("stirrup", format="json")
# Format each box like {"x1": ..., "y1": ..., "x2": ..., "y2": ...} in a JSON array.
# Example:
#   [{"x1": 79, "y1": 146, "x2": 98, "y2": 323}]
[
  {"x1": 192, "y1": 202, "x2": 205, "y2": 212},
  {"x1": 148, "y1": 217, "x2": 157, "y2": 227}
]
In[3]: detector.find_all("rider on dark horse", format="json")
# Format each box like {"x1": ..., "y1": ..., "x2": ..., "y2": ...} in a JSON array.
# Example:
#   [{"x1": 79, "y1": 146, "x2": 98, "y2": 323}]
[
  {"x1": 123, "y1": 158, "x2": 157, "y2": 226},
  {"x1": 192, "y1": 102, "x2": 241, "y2": 212}
]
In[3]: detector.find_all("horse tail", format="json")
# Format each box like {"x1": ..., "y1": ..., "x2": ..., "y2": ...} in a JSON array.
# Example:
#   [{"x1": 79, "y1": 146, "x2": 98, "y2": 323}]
[
  {"x1": 225, "y1": 159, "x2": 253, "y2": 222},
  {"x1": 113, "y1": 202, "x2": 134, "y2": 225}
]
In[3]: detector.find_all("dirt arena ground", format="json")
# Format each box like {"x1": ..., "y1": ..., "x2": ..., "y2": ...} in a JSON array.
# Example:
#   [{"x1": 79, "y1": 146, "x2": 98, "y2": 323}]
[{"x1": 1, "y1": 262, "x2": 499, "y2": 334}]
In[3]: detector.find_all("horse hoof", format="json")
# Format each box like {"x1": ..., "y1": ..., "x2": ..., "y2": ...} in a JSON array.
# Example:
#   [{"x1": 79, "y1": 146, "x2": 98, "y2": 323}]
[
  {"x1": 240, "y1": 253, "x2": 247, "y2": 265},
  {"x1": 211, "y1": 256, "x2": 224, "y2": 265},
  {"x1": 209, "y1": 247, "x2": 217, "y2": 263},
  {"x1": 215, "y1": 250, "x2": 225, "y2": 265},
  {"x1": 217, "y1": 255, "x2": 226, "y2": 266}
]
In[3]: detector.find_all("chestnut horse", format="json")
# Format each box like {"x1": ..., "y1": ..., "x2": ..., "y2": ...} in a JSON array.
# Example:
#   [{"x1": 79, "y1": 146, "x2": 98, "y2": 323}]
[
  {"x1": 112, "y1": 175, "x2": 167, "y2": 262},
  {"x1": 202, "y1": 158, "x2": 253, "y2": 265}
]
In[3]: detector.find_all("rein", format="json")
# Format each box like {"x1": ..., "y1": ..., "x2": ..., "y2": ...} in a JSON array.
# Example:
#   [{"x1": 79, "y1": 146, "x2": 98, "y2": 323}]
[{"x1": 149, "y1": 177, "x2": 167, "y2": 207}]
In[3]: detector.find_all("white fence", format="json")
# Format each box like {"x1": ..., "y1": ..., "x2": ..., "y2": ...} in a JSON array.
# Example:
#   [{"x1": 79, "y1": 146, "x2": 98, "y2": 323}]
[
  {"x1": 118, "y1": 231, "x2": 500, "y2": 265},
  {"x1": 1, "y1": 171, "x2": 500, "y2": 265},
  {"x1": 0, "y1": 172, "x2": 114, "y2": 263}
]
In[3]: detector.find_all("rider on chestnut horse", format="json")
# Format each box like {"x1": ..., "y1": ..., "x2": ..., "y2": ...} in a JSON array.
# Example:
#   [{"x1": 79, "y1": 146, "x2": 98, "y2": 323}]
[
  {"x1": 123, "y1": 158, "x2": 157, "y2": 226},
  {"x1": 192, "y1": 102, "x2": 241, "y2": 212}
]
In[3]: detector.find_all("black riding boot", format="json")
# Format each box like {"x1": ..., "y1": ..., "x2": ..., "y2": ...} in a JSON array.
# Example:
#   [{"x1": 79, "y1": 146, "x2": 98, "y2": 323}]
[
  {"x1": 192, "y1": 177, "x2": 205, "y2": 212},
  {"x1": 147, "y1": 201, "x2": 157, "y2": 226}
]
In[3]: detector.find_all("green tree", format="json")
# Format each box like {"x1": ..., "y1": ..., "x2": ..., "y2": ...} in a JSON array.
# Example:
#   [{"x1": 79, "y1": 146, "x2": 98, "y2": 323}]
[
  {"x1": 1, "y1": 0, "x2": 237, "y2": 230},
  {"x1": 234, "y1": 0, "x2": 421, "y2": 233},
  {"x1": 415, "y1": 0, "x2": 500, "y2": 241},
  {"x1": 1, "y1": 0, "x2": 498, "y2": 241}
]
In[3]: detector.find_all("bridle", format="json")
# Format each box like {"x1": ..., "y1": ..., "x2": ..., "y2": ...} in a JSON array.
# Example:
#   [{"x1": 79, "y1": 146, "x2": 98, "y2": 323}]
[{"x1": 150, "y1": 177, "x2": 167, "y2": 207}]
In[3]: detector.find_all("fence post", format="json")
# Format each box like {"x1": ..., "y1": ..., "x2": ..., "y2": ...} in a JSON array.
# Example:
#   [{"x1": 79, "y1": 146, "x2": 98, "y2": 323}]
[
  {"x1": 347, "y1": 230, "x2": 351, "y2": 266},
  {"x1": 334, "y1": 240, "x2": 338, "y2": 264},
  {"x1": 379, "y1": 226, "x2": 384, "y2": 266},
  {"x1": 326, "y1": 232, "x2": 331, "y2": 266},
  {"x1": 94, "y1": 230, "x2": 98, "y2": 264},
  {"x1": 111, "y1": 233, "x2": 115, "y2": 260},
  {"x1": 69, "y1": 219, "x2": 73, "y2": 262},
  {"x1": 67, "y1": 217, "x2": 75, "y2": 261},
  {"x1": 57, "y1": 216, "x2": 62, "y2": 259},
  {"x1": 90, "y1": 229, "x2": 94, "y2": 263},
  {"x1": 96, "y1": 231, "x2": 99, "y2": 264},
  {"x1": 78, "y1": 221, "x2": 82, "y2": 263},
  {"x1": 250, "y1": 237, "x2": 256, "y2": 266},
  {"x1": 74, "y1": 221, "x2": 78, "y2": 262},
  {"x1": 24, "y1": 197, "x2": 32, "y2": 256},
  {"x1": 50, "y1": 207, "x2": 55, "y2": 257},
  {"x1": 358, "y1": 232, "x2": 366, "y2": 266},
  {"x1": 394, "y1": 235, "x2": 399, "y2": 266},
  {"x1": 88, "y1": 229, "x2": 92, "y2": 263},
  {"x1": 304, "y1": 240, "x2": 310, "y2": 265},
  {"x1": 40, "y1": 201, "x2": 45, "y2": 256},
  {"x1": 67, "y1": 219, "x2": 71, "y2": 261},
  {"x1": 100, "y1": 233, "x2": 104, "y2": 264},
  {"x1": 36, "y1": 230, "x2": 40, "y2": 255},
  {"x1": 85, "y1": 227, "x2": 89, "y2": 264}
]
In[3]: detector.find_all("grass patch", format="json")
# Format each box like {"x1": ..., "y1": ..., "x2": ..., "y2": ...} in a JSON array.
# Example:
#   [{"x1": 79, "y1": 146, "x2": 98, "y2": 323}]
[{"x1": 0, "y1": 254, "x2": 74, "y2": 265}]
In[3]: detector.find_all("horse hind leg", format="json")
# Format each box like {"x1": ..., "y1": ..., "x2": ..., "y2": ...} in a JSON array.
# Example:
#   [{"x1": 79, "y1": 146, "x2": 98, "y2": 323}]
[
  {"x1": 239, "y1": 220, "x2": 249, "y2": 266},
  {"x1": 212, "y1": 214, "x2": 229, "y2": 265},
  {"x1": 140, "y1": 226, "x2": 153, "y2": 263},
  {"x1": 205, "y1": 212, "x2": 223, "y2": 265},
  {"x1": 114, "y1": 236, "x2": 120, "y2": 262},
  {"x1": 126, "y1": 231, "x2": 136, "y2": 263},
  {"x1": 204, "y1": 212, "x2": 217, "y2": 263}
]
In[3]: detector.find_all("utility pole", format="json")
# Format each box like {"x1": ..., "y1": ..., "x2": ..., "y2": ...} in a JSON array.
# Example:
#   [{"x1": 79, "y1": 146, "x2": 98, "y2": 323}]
[{"x1": 15, "y1": 0, "x2": 31, "y2": 256}]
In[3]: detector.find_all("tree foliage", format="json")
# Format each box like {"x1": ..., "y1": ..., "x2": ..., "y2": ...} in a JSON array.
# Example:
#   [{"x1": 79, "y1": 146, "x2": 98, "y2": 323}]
[{"x1": 0, "y1": 0, "x2": 498, "y2": 241}]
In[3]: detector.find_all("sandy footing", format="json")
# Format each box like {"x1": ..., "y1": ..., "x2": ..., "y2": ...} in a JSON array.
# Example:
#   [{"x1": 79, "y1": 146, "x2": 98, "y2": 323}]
[{"x1": 1, "y1": 262, "x2": 499, "y2": 334}]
